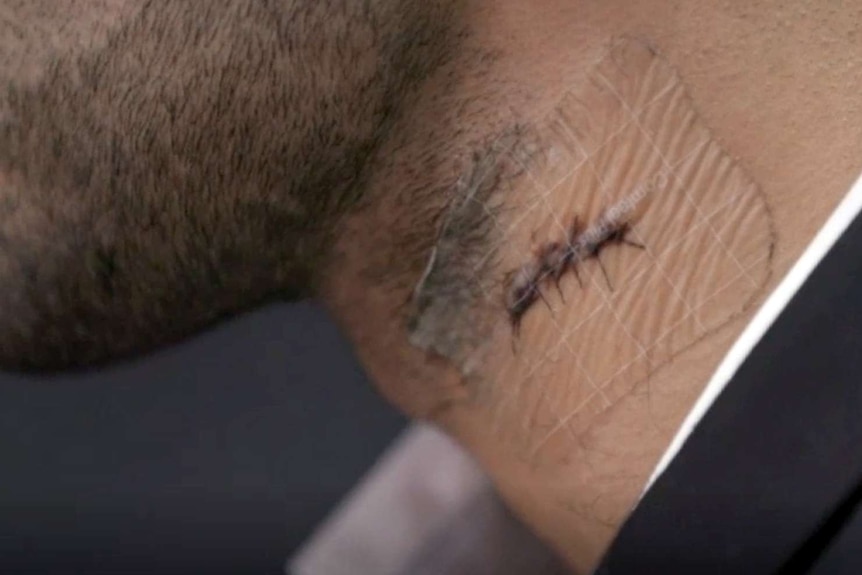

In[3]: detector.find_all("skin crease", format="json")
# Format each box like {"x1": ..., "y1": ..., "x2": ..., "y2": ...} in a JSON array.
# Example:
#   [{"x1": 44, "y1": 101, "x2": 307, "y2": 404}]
[
  {"x1": 2, "y1": 1, "x2": 861, "y2": 573},
  {"x1": 324, "y1": 1, "x2": 862, "y2": 572}
]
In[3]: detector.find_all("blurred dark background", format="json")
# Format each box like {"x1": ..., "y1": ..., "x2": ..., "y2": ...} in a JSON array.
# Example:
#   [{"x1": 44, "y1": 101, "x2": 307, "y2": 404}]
[{"x1": 0, "y1": 301, "x2": 406, "y2": 574}]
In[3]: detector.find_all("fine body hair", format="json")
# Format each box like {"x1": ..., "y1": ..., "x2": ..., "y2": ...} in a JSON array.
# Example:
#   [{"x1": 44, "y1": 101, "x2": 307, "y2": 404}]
[{"x1": 0, "y1": 0, "x2": 469, "y2": 369}]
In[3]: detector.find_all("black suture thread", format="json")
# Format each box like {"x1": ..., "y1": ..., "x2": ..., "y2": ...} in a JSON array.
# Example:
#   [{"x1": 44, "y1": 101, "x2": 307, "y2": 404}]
[{"x1": 504, "y1": 215, "x2": 644, "y2": 343}]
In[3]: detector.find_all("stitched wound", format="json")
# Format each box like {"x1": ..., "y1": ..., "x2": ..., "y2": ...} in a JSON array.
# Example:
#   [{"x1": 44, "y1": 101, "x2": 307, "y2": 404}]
[{"x1": 480, "y1": 39, "x2": 773, "y2": 465}]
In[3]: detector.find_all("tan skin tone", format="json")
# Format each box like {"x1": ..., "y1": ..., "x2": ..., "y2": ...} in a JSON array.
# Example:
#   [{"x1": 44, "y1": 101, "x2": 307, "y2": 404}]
[
  {"x1": 3, "y1": 1, "x2": 862, "y2": 572},
  {"x1": 328, "y1": 2, "x2": 862, "y2": 571}
]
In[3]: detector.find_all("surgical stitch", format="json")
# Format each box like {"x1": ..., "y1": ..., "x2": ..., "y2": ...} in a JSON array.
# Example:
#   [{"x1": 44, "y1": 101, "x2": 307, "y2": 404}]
[{"x1": 504, "y1": 212, "x2": 644, "y2": 338}]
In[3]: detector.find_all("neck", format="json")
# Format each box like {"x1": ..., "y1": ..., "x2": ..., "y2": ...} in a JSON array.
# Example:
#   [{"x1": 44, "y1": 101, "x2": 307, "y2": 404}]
[{"x1": 324, "y1": 2, "x2": 862, "y2": 570}]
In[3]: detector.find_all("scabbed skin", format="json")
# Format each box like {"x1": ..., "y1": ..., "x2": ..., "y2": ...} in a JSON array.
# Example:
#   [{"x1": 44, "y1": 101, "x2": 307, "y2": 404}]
[{"x1": 408, "y1": 38, "x2": 774, "y2": 467}]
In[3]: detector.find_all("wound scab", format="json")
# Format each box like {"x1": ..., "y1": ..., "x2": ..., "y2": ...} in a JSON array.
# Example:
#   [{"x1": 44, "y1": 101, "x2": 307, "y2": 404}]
[{"x1": 409, "y1": 38, "x2": 775, "y2": 467}]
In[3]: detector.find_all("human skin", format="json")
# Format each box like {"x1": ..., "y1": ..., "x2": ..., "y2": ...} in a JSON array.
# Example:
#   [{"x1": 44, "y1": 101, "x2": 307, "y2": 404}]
[
  {"x1": 2, "y1": 1, "x2": 861, "y2": 572},
  {"x1": 328, "y1": 2, "x2": 862, "y2": 570}
]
